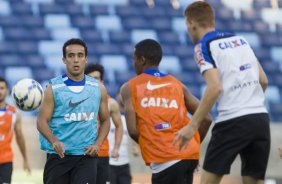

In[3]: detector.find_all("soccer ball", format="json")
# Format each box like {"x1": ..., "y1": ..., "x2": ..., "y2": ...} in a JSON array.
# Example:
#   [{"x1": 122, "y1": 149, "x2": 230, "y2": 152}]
[{"x1": 12, "y1": 79, "x2": 44, "y2": 111}]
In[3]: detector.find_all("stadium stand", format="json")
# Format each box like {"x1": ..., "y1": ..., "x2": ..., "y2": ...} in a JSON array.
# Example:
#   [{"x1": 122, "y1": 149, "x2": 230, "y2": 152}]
[{"x1": 0, "y1": 0, "x2": 282, "y2": 122}]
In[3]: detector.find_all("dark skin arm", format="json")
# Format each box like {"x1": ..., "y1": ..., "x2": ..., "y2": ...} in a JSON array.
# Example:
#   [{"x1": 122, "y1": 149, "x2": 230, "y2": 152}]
[
  {"x1": 182, "y1": 85, "x2": 212, "y2": 142},
  {"x1": 120, "y1": 82, "x2": 139, "y2": 143}
]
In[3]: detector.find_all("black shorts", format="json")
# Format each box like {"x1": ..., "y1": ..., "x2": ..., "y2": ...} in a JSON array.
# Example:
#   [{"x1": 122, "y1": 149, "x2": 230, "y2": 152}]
[
  {"x1": 44, "y1": 154, "x2": 97, "y2": 184},
  {"x1": 110, "y1": 164, "x2": 131, "y2": 184},
  {"x1": 96, "y1": 156, "x2": 110, "y2": 184},
  {"x1": 203, "y1": 113, "x2": 270, "y2": 180},
  {"x1": 0, "y1": 162, "x2": 13, "y2": 184},
  {"x1": 152, "y1": 160, "x2": 198, "y2": 184}
]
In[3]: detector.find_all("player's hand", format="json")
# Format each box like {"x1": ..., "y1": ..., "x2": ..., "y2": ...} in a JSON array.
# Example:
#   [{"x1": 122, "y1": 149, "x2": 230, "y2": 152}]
[
  {"x1": 279, "y1": 145, "x2": 282, "y2": 159},
  {"x1": 52, "y1": 141, "x2": 65, "y2": 158},
  {"x1": 84, "y1": 144, "x2": 99, "y2": 157},
  {"x1": 173, "y1": 124, "x2": 197, "y2": 151},
  {"x1": 23, "y1": 160, "x2": 31, "y2": 175},
  {"x1": 111, "y1": 148, "x2": 119, "y2": 159}
]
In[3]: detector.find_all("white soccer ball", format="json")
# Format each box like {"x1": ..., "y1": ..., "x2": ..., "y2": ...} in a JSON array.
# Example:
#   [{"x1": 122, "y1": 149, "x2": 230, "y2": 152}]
[{"x1": 12, "y1": 78, "x2": 44, "y2": 111}]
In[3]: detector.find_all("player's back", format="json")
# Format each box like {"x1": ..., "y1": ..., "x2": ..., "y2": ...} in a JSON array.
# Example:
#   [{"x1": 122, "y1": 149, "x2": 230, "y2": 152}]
[
  {"x1": 129, "y1": 70, "x2": 200, "y2": 164},
  {"x1": 196, "y1": 31, "x2": 267, "y2": 123}
]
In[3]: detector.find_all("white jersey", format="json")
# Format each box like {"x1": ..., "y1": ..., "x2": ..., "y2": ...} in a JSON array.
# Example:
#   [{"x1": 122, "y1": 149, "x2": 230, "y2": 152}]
[
  {"x1": 108, "y1": 114, "x2": 129, "y2": 166},
  {"x1": 194, "y1": 31, "x2": 267, "y2": 123}
]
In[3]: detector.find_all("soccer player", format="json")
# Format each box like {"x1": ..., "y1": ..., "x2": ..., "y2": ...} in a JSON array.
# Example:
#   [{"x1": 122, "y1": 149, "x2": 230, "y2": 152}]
[
  {"x1": 0, "y1": 77, "x2": 31, "y2": 183},
  {"x1": 37, "y1": 38, "x2": 110, "y2": 184},
  {"x1": 121, "y1": 39, "x2": 212, "y2": 184},
  {"x1": 174, "y1": 2, "x2": 270, "y2": 184},
  {"x1": 108, "y1": 92, "x2": 140, "y2": 184},
  {"x1": 85, "y1": 63, "x2": 123, "y2": 184}
]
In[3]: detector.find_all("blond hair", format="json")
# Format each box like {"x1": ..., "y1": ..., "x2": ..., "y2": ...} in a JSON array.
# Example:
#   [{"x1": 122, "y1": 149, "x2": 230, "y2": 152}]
[{"x1": 184, "y1": 1, "x2": 215, "y2": 28}]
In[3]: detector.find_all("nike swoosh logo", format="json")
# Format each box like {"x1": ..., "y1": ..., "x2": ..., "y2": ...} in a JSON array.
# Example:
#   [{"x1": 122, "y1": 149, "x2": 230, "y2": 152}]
[
  {"x1": 146, "y1": 81, "x2": 171, "y2": 90},
  {"x1": 27, "y1": 96, "x2": 35, "y2": 110},
  {"x1": 69, "y1": 97, "x2": 89, "y2": 107}
]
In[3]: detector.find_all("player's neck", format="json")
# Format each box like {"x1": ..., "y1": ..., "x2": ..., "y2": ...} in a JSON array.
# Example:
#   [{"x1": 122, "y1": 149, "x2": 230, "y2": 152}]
[
  {"x1": 198, "y1": 27, "x2": 215, "y2": 41},
  {"x1": 0, "y1": 101, "x2": 6, "y2": 109},
  {"x1": 66, "y1": 72, "x2": 84, "y2": 82}
]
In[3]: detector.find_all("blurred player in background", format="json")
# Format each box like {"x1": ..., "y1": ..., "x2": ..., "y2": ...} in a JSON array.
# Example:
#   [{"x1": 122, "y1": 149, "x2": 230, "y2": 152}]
[
  {"x1": 174, "y1": 2, "x2": 270, "y2": 184},
  {"x1": 85, "y1": 63, "x2": 123, "y2": 184},
  {"x1": 121, "y1": 39, "x2": 212, "y2": 184},
  {"x1": 0, "y1": 77, "x2": 31, "y2": 184},
  {"x1": 37, "y1": 38, "x2": 110, "y2": 184},
  {"x1": 108, "y1": 92, "x2": 140, "y2": 184}
]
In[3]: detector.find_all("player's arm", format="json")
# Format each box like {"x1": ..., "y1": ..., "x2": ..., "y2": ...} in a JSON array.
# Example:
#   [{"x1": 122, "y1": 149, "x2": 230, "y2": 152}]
[
  {"x1": 279, "y1": 144, "x2": 282, "y2": 159},
  {"x1": 257, "y1": 61, "x2": 268, "y2": 92},
  {"x1": 85, "y1": 84, "x2": 110, "y2": 157},
  {"x1": 121, "y1": 82, "x2": 139, "y2": 143},
  {"x1": 14, "y1": 110, "x2": 31, "y2": 174},
  {"x1": 109, "y1": 98, "x2": 123, "y2": 158},
  {"x1": 174, "y1": 69, "x2": 222, "y2": 150},
  {"x1": 37, "y1": 85, "x2": 64, "y2": 158},
  {"x1": 182, "y1": 85, "x2": 212, "y2": 142},
  {"x1": 95, "y1": 84, "x2": 111, "y2": 147}
]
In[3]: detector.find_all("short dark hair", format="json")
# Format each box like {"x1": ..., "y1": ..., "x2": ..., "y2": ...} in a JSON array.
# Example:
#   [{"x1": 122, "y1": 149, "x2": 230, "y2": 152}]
[
  {"x1": 0, "y1": 76, "x2": 8, "y2": 88},
  {"x1": 184, "y1": 1, "x2": 215, "y2": 28},
  {"x1": 134, "y1": 39, "x2": 162, "y2": 66},
  {"x1": 85, "y1": 63, "x2": 105, "y2": 81},
  {"x1": 63, "y1": 38, "x2": 88, "y2": 58}
]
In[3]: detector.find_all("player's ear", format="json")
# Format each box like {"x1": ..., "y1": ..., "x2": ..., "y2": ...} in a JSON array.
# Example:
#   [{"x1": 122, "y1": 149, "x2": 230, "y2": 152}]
[
  {"x1": 141, "y1": 56, "x2": 146, "y2": 65},
  {"x1": 62, "y1": 57, "x2": 67, "y2": 64}
]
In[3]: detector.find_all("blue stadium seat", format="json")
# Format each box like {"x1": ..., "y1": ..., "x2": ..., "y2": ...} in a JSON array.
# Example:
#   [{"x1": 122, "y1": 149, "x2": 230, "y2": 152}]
[
  {"x1": 115, "y1": 71, "x2": 136, "y2": 84},
  {"x1": 31, "y1": 28, "x2": 51, "y2": 40},
  {"x1": 261, "y1": 61, "x2": 281, "y2": 75},
  {"x1": 80, "y1": 29, "x2": 103, "y2": 42},
  {"x1": 0, "y1": 43, "x2": 18, "y2": 54},
  {"x1": 269, "y1": 103, "x2": 282, "y2": 122},
  {"x1": 253, "y1": 48, "x2": 271, "y2": 61},
  {"x1": 88, "y1": 43, "x2": 121, "y2": 55},
  {"x1": 17, "y1": 41, "x2": 38, "y2": 55},
  {"x1": 265, "y1": 85, "x2": 281, "y2": 105},
  {"x1": 33, "y1": 68, "x2": 55, "y2": 82},
  {"x1": 21, "y1": 16, "x2": 44, "y2": 27},
  {"x1": 120, "y1": 43, "x2": 134, "y2": 57},
  {"x1": 105, "y1": 83, "x2": 119, "y2": 97},
  {"x1": 182, "y1": 58, "x2": 199, "y2": 72},
  {"x1": 44, "y1": 14, "x2": 71, "y2": 29},
  {"x1": 158, "y1": 31, "x2": 180, "y2": 45},
  {"x1": 40, "y1": 4, "x2": 83, "y2": 16},
  {"x1": 236, "y1": 32, "x2": 261, "y2": 49},
  {"x1": 89, "y1": 5, "x2": 109, "y2": 15},
  {"x1": 100, "y1": 55, "x2": 128, "y2": 83},
  {"x1": 5, "y1": 66, "x2": 33, "y2": 86},
  {"x1": 159, "y1": 56, "x2": 181, "y2": 74},
  {"x1": 95, "y1": 15, "x2": 122, "y2": 31},
  {"x1": 3, "y1": 27, "x2": 32, "y2": 40},
  {"x1": 172, "y1": 45, "x2": 194, "y2": 59},
  {"x1": 122, "y1": 17, "x2": 149, "y2": 29},
  {"x1": 0, "y1": 1, "x2": 11, "y2": 15},
  {"x1": 44, "y1": 55, "x2": 65, "y2": 75},
  {"x1": 0, "y1": 27, "x2": 3, "y2": 41},
  {"x1": 252, "y1": 21, "x2": 270, "y2": 34},
  {"x1": 72, "y1": 16, "x2": 94, "y2": 29},
  {"x1": 109, "y1": 31, "x2": 131, "y2": 43},
  {"x1": 24, "y1": 0, "x2": 52, "y2": 3},
  {"x1": 116, "y1": 6, "x2": 140, "y2": 17},
  {"x1": 241, "y1": 9, "x2": 261, "y2": 22},
  {"x1": 11, "y1": 2, "x2": 32, "y2": 15},
  {"x1": 161, "y1": 45, "x2": 175, "y2": 55},
  {"x1": 50, "y1": 28, "x2": 81, "y2": 41},
  {"x1": 253, "y1": 0, "x2": 271, "y2": 9},
  {"x1": 131, "y1": 29, "x2": 158, "y2": 44},
  {"x1": 171, "y1": 17, "x2": 186, "y2": 33},
  {"x1": 0, "y1": 16, "x2": 21, "y2": 27},
  {"x1": 270, "y1": 47, "x2": 282, "y2": 63},
  {"x1": 141, "y1": 7, "x2": 166, "y2": 17},
  {"x1": 226, "y1": 21, "x2": 252, "y2": 32},
  {"x1": 150, "y1": 18, "x2": 171, "y2": 31},
  {"x1": 38, "y1": 41, "x2": 63, "y2": 56},
  {"x1": 0, "y1": 55, "x2": 23, "y2": 67},
  {"x1": 25, "y1": 55, "x2": 46, "y2": 68}
]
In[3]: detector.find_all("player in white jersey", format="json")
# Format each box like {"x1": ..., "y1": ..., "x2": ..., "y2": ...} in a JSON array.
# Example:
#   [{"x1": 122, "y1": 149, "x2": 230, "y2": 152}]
[
  {"x1": 108, "y1": 93, "x2": 140, "y2": 184},
  {"x1": 174, "y1": 2, "x2": 270, "y2": 184}
]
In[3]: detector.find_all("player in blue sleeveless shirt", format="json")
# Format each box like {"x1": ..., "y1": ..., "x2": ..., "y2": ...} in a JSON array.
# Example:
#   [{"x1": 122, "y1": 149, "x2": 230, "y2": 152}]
[{"x1": 37, "y1": 38, "x2": 110, "y2": 184}]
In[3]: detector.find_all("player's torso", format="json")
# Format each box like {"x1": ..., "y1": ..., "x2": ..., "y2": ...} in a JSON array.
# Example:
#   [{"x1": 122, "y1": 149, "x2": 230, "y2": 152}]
[
  {"x1": 40, "y1": 75, "x2": 101, "y2": 155},
  {"x1": 129, "y1": 73, "x2": 199, "y2": 163},
  {"x1": 0, "y1": 105, "x2": 16, "y2": 163},
  {"x1": 199, "y1": 32, "x2": 267, "y2": 122}
]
